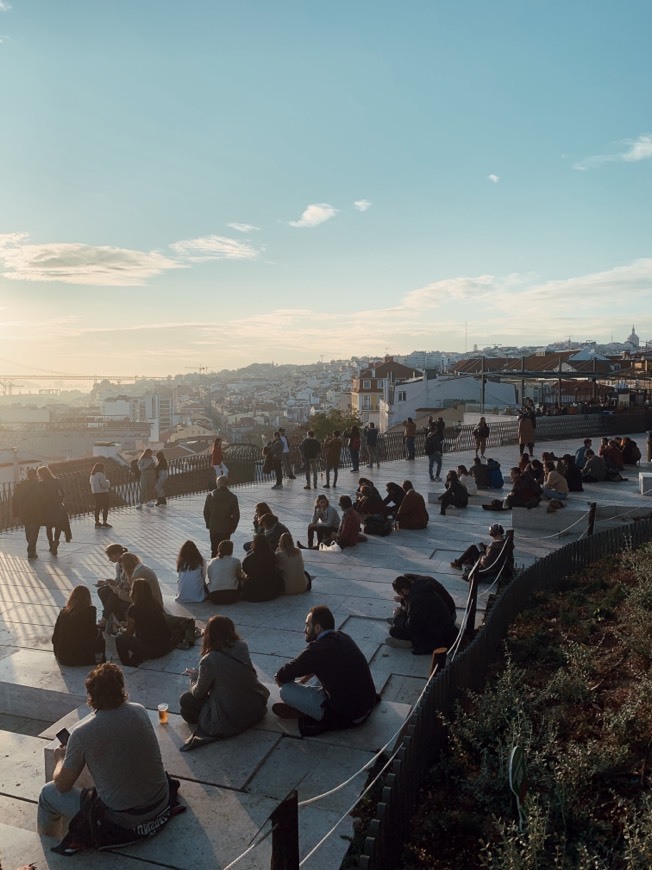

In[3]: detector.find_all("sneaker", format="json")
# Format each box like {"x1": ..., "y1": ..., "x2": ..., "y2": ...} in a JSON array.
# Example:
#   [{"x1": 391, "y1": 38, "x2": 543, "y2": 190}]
[
  {"x1": 434, "y1": 476, "x2": 442, "y2": 482},
  {"x1": 102, "y1": 523, "x2": 112, "y2": 528},
  {"x1": 323, "y1": 483, "x2": 330, "y2": 488},
  {"x1": 272, "y1": 702, "x2": 302, "y2": 719},
  {"x1": 304, "y1": 485, "x2": 311, "y2": 490},
  {"x1": 136, "y1": 504, "x2": 143, "y2": 510},
  {"x1": 450, "y1": 560, "x2": 463, "y2": 569},
  {"x1": 95, "y1": 522, "x2": 102, "y2": 528},
  {"x1": 384, "y1": 636, "x2": 413, "y2": 649}
]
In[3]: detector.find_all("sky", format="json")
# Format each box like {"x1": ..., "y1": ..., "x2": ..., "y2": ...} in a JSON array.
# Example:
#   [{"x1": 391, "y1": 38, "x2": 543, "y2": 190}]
[{"x1": 0, "y1": 0, "x2": 651, "y2": 378}]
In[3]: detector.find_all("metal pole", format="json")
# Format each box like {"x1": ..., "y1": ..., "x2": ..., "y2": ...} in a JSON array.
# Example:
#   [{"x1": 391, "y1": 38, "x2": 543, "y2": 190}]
[
  {"x1": 270, "y1": 790, "x2": 299, "y2": 870},
  {"x1": 587, "y1": 502, "x2": 597, "y2": 537}
]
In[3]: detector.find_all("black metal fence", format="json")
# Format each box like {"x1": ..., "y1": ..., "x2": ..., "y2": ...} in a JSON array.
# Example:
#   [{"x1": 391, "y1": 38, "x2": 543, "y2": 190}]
[
  {"x1": 1, "y1": 410, "x2": 649, "y2": 533},
  {"x1": 358, "y1": 515, "x2": 652, "y2": 869}
]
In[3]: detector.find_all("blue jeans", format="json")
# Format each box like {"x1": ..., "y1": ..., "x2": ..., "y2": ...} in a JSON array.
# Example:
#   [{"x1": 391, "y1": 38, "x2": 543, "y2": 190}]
[
  {"x1": 405, "y1": 437, "x2": 415, "y2": 459},
  {"x1": 542, "y1": 488, "x2": 567, "y2": 500},
  {"x1": 428, "y1": 452, "x2": 442, "y2": 479},
  {"x1": 280, "y1": 681, "x2": 326, "y2": 720}
]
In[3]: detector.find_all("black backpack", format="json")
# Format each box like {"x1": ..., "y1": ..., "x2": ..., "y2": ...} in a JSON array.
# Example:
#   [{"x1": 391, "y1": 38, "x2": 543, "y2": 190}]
[{"x1": 364, "y1": 513, "x2": 392, "y2": 536}]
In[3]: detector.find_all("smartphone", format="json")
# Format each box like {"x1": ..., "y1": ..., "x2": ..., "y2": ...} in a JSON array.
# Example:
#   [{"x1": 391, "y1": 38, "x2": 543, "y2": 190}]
[{"x1": 56, "y1": 728, "x2": 70, "y2": 746}]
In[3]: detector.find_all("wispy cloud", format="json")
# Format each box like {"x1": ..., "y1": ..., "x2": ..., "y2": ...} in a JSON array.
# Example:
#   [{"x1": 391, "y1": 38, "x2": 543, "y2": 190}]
[
  {"x1": 573, "y1": 134, "x2": 652, "y2": 170},
  {"x1": 0, "y1": 231, "x2": 260, "y2": 285},
  {"x1": 169, "y1": 234, "x2": 260, "y2": 262},
  {"x1": 0, "y1": 235, "x2": 184, "y2": 286},
  {"x1": 288, "y1": 203, "x2": 338, "y2": 228},
  {"x1": 0, "y1": 2, "x2": 12, "y2": 12},
  {"x1": 227, "y1": 222, "x2": 260, "y2": 233},
  {"x1": 488, "y1": 174, "x2": 500, "y2": 184},
  {"x1": 353, "y1": 199, "x2": 372, "y2": 212}
]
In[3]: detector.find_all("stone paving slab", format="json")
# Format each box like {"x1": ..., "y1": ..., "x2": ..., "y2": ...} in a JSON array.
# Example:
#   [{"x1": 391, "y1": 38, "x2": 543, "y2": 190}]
[
  {"x1": 0, "y1": 731, "x2": 49, "y2": 803},
  {"x1": 0, "y1": 824, "x2": 148, "y2": 870}
]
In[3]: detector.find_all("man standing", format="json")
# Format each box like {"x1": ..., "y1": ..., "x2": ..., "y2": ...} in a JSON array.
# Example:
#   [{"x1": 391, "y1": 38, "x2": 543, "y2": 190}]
[
  {"x1": 12, "y1": 467, "x2": 42, "y2": 560},
  {"x1": 403, "y1": 417, "x2": 417, "y2": 460},
  {"x1": 269, "y1": 432, "x2": 284, "y2": 489},
  {"x1": 203, "y1": 475, "x2": 240, "y2": 557},
  {"x1": 38, "y1": 663, "x2": 178, "y2": 849},
  {"x1": 278, "y1": 428, "x2": 295, "y2": 480},
  {"x1": 324, "y1": 430, "x2": 342, "y2": 488},
  {"x1": 273, "y1": 605, "x2": 378, "y2": 736},
  {"x1": 300, "y1": 429, "x2": 322, "y2": 490},
  {"x1": 424, "y1": 423, "x2": 443, "y2": 482},
  {"x1": 365, "y1": 422, "x2": 380, "y2": 468}
]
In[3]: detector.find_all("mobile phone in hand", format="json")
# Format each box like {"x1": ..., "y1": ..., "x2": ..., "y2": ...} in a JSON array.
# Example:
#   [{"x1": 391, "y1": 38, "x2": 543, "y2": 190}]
[{"x1": 56, "y1": 728, "x2": 70, "y2": 746}]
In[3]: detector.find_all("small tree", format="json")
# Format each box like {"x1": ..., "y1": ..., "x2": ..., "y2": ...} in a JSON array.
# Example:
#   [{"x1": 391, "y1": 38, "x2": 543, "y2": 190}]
[{"x1": 309, "y1": 409, "x2": 362, "y2": 441}]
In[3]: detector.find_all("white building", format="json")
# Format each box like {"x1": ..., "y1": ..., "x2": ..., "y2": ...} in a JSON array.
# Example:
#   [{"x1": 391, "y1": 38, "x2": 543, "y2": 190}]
[{"x1": 379, "y1": 374, "x2": 516, "y2": 430}]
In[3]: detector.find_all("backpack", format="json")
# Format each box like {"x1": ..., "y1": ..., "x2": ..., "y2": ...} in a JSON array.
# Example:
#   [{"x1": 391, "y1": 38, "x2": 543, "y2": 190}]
[{"x1": 165, "y1": 614, "x2": 198, "y2": 650}]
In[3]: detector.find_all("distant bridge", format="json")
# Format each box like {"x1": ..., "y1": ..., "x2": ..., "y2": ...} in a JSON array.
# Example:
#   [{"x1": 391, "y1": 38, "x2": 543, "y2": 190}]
[{"x1": 0, "y1": 374, "x2": 140, "y2": 396}]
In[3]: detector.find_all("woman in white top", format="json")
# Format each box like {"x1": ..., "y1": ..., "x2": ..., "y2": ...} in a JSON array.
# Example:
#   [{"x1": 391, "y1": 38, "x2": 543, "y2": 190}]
[
  {"x1": 206, "y1": 540, "x2": 244, "y2": 605},
  {"x1": 89, "y1": 462, "x2": 111, "y2": 528},
  {"x1": 176, "y1": 540, "x2": 207, "y2": 603},
  {"x1": 275, "y1": 533, "x2": 311, "y2": 594},
  {"x1": 457, "y1": 464, "x2": 478, "y2": 497}
]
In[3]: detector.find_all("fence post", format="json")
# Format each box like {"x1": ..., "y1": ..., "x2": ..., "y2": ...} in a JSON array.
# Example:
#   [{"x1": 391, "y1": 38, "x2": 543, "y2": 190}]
[
  {"x1": 270, "y1": 790, "x2": 299, "y2": 870},
  {"x1": 430, "y1": 646, "x2": 448, "y2": 675},
  {"x1": 465, "y1": 569, "x2": 479, "y2": 641},
  {"x1": 587, "y1": 502, "x2": 597, "y2": 537}
]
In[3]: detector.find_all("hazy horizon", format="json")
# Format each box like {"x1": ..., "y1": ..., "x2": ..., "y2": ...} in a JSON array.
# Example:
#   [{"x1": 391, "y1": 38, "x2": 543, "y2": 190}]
[{"x1": 1, "y1": 1, "x2": 651, "y2": 377}]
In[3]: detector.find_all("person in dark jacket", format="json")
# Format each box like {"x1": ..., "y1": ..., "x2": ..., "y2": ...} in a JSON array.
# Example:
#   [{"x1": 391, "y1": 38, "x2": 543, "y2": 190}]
[
  {"x1": 52, "y1": 586, "x2": 105, "y2": 666},
  {"x1": 503, "y1": 467, "x2": 541, "y2": 509},
  {"x1": 560, "y1": 454, "x2": 584, "y2": 492},
  {"x1": 38, "y1": 465, "x2": 71, "y2": 555},
  {"x1": 386, "y1": 576, "x2": 458, "y2": 654},
  {"x1": 273, "y1": 605, "x2": 379, "y2": 736},
  {"x1": 383, "y1": 481, "x2": 405, "y2": 519},
  {"x1": 115, "y1": 579, "x2": 172, "y2": 668},
  {"x1": 438, "y1": 470, "x2": 469, "y2": 515},
  {"x1": 258, "y1": 512, "x2": 291, "y2": 552},
  {"x1": 12, "y1": 467, "x2": 43, "y2": 559},
  {"x1": 451, "y1": 523, "x2": 510, "y2": 574},
  {"x1": 241, "y1": 535, "x2": 284, "y2": 602},
  {"x1": 470, "y1": 457, "x2": 490, "y2": 489},
  {"x1": 203, "y1": 476, "x2": 240, "y2": 558},
  {"x1": 395, "y1": 480, "x2": 429, "y2": 529}
]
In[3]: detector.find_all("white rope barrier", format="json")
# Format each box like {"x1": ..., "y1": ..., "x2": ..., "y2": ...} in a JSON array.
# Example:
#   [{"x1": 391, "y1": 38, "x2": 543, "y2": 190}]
[{"x1": 220, "y1": 822, "x2": 276, "y2": 870}]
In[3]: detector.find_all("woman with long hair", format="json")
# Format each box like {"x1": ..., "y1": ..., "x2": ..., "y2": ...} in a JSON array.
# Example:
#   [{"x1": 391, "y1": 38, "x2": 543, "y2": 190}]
[
  {"x1": 241, "y1": 534, "x2": 283, "y2": 602},
  {"x1": 242, "y1": 501, "x2": 273, "y2": 552},
  {"x1": 115, "y1": 579, "x2": 172, "y2": 668},
  {"x1": 154, "y1": 450, "x2": 168, "y2": 506},
  {"x1": 52, "y1": 585, "x2": 105, "y2": 666},
  {"x1": 90, "y1": 462, "x2": 112, "y2": 528},
  {"x1": 176, "y1": 540, "x2": 207, "y2": 603},
  {"x1": 38, "y1": 465, "x2": 71, "y2": 555},
  {"x1": 275, "y1": 532, "x2": 311, "y2": 594},
  {"x1": 179, "y1": 615, "x2": 269, "y2": 749},
  {"x1": 206, "y1": 540, "x2": 245, "y2": 604},
  {"x1": 136, "y1": 448, "x2": 156, "y2": 508}
]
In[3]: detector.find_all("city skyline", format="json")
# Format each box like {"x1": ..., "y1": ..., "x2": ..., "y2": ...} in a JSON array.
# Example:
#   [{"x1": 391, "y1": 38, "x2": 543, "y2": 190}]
[{"x1": 1, "y1": 1, "x2": 651, "y2": 376}]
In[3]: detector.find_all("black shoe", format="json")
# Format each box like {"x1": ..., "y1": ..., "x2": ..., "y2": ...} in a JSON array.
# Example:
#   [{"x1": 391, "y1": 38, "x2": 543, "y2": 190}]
[
  {"x1": 272, "y1": 702, "x2": 302, "y2": 719},
  {"x1": 95, "y1": 522, "x2": 102, "y2": 528},
  {"x1": 102, "y1": 523, "x2": 112, "y2": 528},
  {"x1": 297, "y1": 541, "x2": 307, "y2": 549},
  {"x1": 28, "y1": 553, "x2": 38, "y2": 560},
  {"x1": 323, "y1": 483, "x2": 330, "y2": 488},
  {"x1": 288, "y1": 476, "x2": 296, "y2": 480},
  {"x1": 304, "y1": 485, "x2": 311, "y2": 489}
]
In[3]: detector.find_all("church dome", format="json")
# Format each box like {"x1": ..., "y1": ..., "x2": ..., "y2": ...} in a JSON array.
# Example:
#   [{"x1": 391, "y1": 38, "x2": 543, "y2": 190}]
[{"x1": 627, "y1": 325, "x2": 639, "y2": 347}]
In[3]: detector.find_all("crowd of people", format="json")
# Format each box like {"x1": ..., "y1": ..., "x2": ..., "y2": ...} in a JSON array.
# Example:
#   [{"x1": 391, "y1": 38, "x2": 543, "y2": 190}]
[{"x1": 32, "y1": 415, "x2": 647, "y2": 853}]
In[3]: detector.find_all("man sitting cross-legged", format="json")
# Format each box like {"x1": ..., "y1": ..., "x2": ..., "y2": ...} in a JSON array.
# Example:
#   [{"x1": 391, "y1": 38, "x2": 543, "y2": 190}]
[{"x1": 273, "y1": 605, "x2": 379, "y2": 736}]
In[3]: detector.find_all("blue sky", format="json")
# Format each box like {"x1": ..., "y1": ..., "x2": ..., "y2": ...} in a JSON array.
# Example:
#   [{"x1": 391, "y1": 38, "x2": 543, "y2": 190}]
[{"x1": 0, "y1": 0, "x2": 651, "y2": 376}]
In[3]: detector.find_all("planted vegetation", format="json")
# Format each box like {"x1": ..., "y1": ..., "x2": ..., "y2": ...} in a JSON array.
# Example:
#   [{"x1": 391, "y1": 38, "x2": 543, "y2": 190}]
[{"x1": 394, "y1": 545, "x2": 652, "y2": 868}]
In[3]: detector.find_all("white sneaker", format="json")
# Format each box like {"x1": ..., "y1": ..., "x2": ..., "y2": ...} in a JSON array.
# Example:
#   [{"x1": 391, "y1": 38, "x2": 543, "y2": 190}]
[
  {"x1": 136, "y1": 504, "x2": 143, "y2": 510},
  {"x1": 146, "y1": 501, "x2": 154, "y2": 507}
]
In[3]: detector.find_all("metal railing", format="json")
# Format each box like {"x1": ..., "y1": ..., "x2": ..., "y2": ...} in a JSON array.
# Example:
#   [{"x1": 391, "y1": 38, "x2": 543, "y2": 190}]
[
  {"x1": 358, "y1": 515, "x2": 652, "y2": 869},
  {"x1": 2, "y1": 410, "x2": 650, "y2": 532}
]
